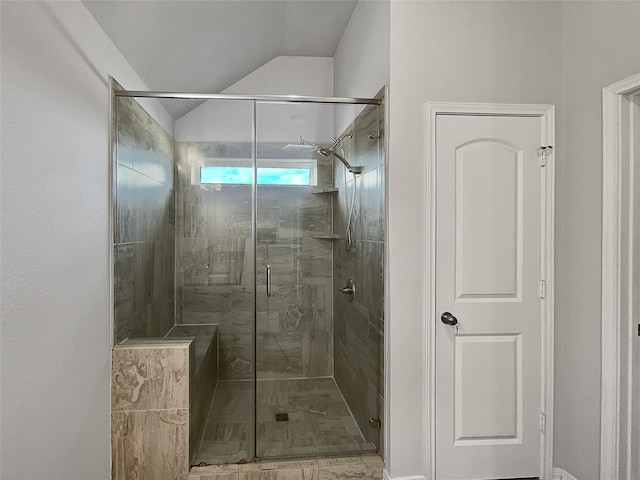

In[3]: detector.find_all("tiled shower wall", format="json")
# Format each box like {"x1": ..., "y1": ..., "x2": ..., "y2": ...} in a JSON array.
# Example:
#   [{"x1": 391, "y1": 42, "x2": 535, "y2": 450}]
[
  {"x1": 113, "y1": 97, "x2": 385, "y2": 456},
  {"x1": 113, "y1": 97, "x2": 176, "y2": 344},
  {"x1": 175, "y1": 143, "x2": 336, "y2": 380},
  {"x1": 333, "y1": 104, "x2": 385, "y2": 449}
]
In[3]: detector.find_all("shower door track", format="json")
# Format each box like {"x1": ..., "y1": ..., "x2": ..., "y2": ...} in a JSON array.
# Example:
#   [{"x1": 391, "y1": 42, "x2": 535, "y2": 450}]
[{"x1": 112, "y1": 89, "x2": 382, "y2": 105}]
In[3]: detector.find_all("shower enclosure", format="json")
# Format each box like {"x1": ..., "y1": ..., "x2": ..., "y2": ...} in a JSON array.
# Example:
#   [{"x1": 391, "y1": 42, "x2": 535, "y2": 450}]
[{"x1": 112, "y1": 88, "x2": 385, "y2": 468}]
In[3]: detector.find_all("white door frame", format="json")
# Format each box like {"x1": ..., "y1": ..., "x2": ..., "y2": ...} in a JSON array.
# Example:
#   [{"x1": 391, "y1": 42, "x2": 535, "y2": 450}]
[
  {"x1": 600, "y1": 73, "x2": 640, "y2": 480},
  {"x1": 424, "y1": 103, "x2": 556, "y2": 480}
]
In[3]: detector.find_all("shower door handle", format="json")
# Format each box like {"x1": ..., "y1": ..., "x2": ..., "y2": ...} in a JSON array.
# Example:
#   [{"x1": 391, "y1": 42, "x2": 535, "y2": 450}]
[{"x1": 266, "y1": 265, "x2": 272, "y2": 297}]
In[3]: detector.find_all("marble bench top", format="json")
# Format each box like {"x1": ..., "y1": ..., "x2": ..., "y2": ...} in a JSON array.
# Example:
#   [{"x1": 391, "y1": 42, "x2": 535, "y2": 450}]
[
  {"x1": 165, "y1": 324, "x2": 218, "y2": 375},
  {"x1": 116, "y1": 324, "x2": 218, "y2": 378}
]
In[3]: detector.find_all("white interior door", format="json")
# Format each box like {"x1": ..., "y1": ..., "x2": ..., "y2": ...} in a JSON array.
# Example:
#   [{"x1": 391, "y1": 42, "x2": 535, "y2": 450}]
[{"x1": 435, "y1": 114, "x2": 544, "y2": 479}]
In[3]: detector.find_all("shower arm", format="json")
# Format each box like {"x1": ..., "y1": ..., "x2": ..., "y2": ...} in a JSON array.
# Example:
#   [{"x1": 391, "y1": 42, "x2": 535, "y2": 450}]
[{"x1": 329, "y1": 132, "x2": 352, "y2": 150}]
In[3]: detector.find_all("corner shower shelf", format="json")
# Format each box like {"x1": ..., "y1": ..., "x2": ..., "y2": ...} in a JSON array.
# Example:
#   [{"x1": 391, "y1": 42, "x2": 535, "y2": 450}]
[
  {"x1": 312, "y1": 187, "x2": 339, "y2": 194},
  {"x1": 311, "y1": 233, "x2": 341, "y2": 239}
]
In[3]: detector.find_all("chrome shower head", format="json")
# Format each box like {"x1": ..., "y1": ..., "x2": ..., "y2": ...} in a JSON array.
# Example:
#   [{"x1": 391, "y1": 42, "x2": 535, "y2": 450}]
[
  {"x1": 317, "y1": 146, "x2": 363, "y2": 174},
  {"x1": 317, "y1": 147, "x2": 332, "y2": 157},
  {"x1": 284, "y1": 135, "x2": 317, "y2": 151}
]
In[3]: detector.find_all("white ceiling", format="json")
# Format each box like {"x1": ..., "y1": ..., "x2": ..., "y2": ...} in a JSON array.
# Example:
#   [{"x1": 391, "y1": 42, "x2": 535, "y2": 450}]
[{"x1": 84, "y1": 0, "x2": 358, "y2": 118}]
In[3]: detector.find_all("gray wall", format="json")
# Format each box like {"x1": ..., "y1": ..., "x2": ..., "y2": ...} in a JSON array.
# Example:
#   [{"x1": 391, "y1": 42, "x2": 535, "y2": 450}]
[
  {"x1": 113, "y1": 96, "x2": 175, "y2": 343},
  {"x1": 385, "y1": 2, "x2": 640, "y2": 478},
  {"x1": 388, "y1": 2, "x2": 563, "y2": 476},
  {"x1": 334, "y1": 0, "x2": 390, "y2": 134},
  {"x1": 555, "y1": 3, "x2": 640, "y2": 479},
  {"x1": 0, "y1": 2, "x2": 171, "y2": 478}
]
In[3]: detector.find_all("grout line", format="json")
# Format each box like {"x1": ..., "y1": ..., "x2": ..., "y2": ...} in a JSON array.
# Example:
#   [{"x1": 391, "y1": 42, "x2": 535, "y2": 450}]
[
  {"x1": 113, "y1": 240, "x2": 154, "y2": 246},
  {"x1": 115, "y1": 161, "x2": 168, "y2": 185},
  {"x1": 255, "y1": 375, "x2": 333, "y2": 382},
  {"x1": 113, "y1": 407, "x2": 188, "y2": 413},
  {"x1": 113, "y1": 342, "x2": 192, "y2": 349},
  {"x1": 170, "y1": 323, "x2": 221, "y2": 327}
]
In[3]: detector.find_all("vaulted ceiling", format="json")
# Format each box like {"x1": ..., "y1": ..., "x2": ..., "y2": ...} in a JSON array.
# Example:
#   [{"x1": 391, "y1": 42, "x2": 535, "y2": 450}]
[{"x1": 84, "y1": 0, "x2": 358, "y2": 118}]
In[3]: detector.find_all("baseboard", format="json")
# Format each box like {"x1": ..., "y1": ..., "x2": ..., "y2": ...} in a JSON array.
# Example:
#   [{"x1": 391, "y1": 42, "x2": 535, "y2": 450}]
[
  {"x1": 383, "y1": 469, "x2": 428, "y2": 480},
  {"x1": 382, "y1": 467, "x2": 570, "y2": 480},
  {"x1": 552, "y1": 467, "x2": 579, "y2": 480}
]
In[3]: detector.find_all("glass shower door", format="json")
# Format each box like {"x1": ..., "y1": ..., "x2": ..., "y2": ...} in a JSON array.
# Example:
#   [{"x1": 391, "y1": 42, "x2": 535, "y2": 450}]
[
  {"x1": 173, "y1": 98, "x2": 256, "y2": 465},
  {"x1": 254, "y1": 101, "x2": 383, "y2": 459},
  {"x1": 113, "y1": 93, "x2": 384, "y2": 467}
]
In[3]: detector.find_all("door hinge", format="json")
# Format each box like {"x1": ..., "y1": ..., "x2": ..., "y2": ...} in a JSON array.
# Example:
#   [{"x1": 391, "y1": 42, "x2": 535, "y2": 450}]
[
  {"x1": 539, "y1": 280, "x2": 547, "y2": 298},
  {"x1": 539, "y1": 413, "x2": 546, "y2": 433},
  {"x1": 538, "y1": 146, "x2": 554, "y2": 167}
]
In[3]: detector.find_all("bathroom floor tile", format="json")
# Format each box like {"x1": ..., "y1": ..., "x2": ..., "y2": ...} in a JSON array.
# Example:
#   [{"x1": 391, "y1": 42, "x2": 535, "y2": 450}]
[{"x1": 189, "y1": 455, "x2": 383, "y2": 480}]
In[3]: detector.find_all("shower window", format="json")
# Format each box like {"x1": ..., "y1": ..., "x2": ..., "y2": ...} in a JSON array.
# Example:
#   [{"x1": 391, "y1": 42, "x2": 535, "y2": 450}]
[{"x1": 198, "y1": 159, "x2": 317, "y2": 186}]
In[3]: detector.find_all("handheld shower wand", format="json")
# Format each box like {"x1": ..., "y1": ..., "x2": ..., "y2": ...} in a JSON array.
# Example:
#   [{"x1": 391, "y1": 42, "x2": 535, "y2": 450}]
[
  {"x1": 317, "y1": 147, "x2": 363, "y2": 174},
  {"x1": 316, "y1": 132, "x2": 363, "y2": 174},
  {"x1": 316, "y1": 132, "x2": 361, "y2": 251}
]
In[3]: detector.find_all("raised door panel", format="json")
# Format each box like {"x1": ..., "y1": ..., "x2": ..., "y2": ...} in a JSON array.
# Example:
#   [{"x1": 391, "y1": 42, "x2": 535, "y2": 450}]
[
  {"x1": 455, "y1": 140, "x2": 522, "y2": 302},
  {"x1": 454, "y1": 334, "x2": 522, "y2": 445}
]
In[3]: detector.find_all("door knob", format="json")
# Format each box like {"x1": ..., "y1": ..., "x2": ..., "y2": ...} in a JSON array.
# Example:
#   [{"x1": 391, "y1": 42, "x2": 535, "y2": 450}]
[{"x1": 440, "y1": 312, "x2": 458, "y2": 326}]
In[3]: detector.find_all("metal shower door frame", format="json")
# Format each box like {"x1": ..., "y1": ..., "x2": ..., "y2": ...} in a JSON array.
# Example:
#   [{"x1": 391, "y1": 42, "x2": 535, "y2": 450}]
[{"x1": 110, "y1": 85, "x2": 384, "y2": 463}]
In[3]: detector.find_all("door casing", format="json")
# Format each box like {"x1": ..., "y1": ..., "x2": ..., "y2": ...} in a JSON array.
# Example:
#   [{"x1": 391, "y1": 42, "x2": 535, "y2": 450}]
[
  {"x1": 424, "y1": 102, "x2": 556, "y2": 480},
  {"x1": 601, "y1": 73, "x2": 640, "y2": 480}
]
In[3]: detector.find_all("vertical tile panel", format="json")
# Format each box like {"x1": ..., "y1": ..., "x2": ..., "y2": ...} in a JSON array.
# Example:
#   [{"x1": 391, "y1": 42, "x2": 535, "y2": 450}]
[
  {"x1": 112, "y1": 409, "x2": 188, "y2": 480},
  {"x1": 112, "y1": 345, "x2": 190, "y2": 411}
]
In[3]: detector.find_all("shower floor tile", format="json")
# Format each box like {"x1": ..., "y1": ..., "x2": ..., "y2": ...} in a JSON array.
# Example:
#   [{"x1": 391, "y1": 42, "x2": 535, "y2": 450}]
[
  {"x1": 193, "y1": 377, "x2": 375, "y2": 466},
  {"x1": 195, "y1": 381, "x2": 253, "y2": 465}
]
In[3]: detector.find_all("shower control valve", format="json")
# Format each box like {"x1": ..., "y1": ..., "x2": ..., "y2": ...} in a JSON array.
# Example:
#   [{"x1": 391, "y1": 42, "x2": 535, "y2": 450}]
[
  {"x1": 368, "y1": 418, "x2": 381, "y2": 429},
  {"x1": 339, "y1": 279, "x2": 356, "y2": 302}
]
